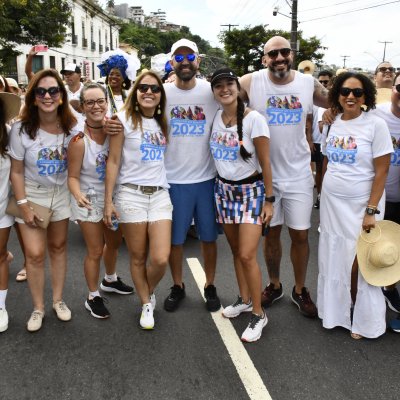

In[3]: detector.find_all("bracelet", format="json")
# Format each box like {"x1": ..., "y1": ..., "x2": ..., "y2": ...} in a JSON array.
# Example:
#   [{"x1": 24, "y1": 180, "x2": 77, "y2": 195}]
[
  {"x1": 367, "y1": 204, "x2": 377, "y2": 209},
  {"x1": 16, "y1": 199, "x2": 28, "y2": 205}
]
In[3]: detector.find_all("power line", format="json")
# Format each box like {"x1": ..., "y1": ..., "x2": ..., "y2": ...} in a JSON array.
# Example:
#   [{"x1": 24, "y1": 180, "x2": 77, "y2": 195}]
[
  {"x1": 301, "y1": 0, "x2": 400, "y2": 23},
  {"x1": 299, "y1": 0, "x2": 364, "y2": 13}
]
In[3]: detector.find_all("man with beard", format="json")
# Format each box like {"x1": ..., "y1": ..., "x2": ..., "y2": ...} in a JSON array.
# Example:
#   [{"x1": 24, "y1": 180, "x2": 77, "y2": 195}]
[
  {"x1": 239, "y1": 36, "x2": 329, "y2": 317},
  {"x1": 162, "y1": 39, "x2": 221, "y2": 313}
]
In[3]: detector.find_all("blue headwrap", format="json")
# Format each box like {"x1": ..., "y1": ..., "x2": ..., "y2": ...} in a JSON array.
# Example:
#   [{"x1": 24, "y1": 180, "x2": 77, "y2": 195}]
[{"x1": 97, "y1": 55, "x2": 128, "y2": 80}]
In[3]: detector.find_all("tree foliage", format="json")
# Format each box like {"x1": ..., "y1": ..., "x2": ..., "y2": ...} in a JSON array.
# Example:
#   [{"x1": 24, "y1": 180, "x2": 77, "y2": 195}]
[
  {"x1": 119, "y1": 23, "x2": 228, "y2": 76},
  {"x1": 219, "y1": 25, "x2": 327, "y2": 76}
]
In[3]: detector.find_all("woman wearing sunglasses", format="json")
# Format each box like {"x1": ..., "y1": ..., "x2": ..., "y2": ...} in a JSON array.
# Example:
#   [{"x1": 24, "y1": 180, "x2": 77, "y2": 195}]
[
  {"x1": 104, "y1": 71, "x2": 172, "y2": 330},
  {"x1": 8, "y1": 69, "x2": 77, "y2": 332},
  {"x1": 210, "y1": 68, "x2": 274, "y2": 342},
  {"x1": 68, "y1": 83, "x2": 133, "y2": 319},
  {"x1": 318, "y1": 72, "x2": 393, "y2": 339}
]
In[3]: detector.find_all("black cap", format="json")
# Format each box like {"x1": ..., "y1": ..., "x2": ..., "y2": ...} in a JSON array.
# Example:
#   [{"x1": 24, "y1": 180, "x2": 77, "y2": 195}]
[{"x1": 210, "y1": 67, "x2": 239, "y2": 87}]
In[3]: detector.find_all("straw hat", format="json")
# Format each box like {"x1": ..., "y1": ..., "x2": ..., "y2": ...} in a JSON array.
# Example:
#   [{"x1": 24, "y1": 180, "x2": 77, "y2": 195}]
[
  {"x1": 357, "y1": 220, "x2": 400, "y2": 286},
  {"x1": 0, "y1": 92, "x2": 21, "y2": 122},
  {"x1": 297, "y1": 60, "x2": 315, "y2": 75}
]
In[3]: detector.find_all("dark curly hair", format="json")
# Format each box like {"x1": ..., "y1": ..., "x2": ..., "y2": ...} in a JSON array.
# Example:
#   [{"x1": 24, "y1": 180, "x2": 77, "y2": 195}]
[{"x1": 329, "y1": 72, "x2": 376, "y2": 113}]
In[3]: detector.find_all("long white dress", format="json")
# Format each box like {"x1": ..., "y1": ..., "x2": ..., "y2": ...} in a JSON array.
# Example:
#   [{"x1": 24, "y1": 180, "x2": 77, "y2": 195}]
[{"x1": 317, "y1": 112, "x2": 393, "y2": 338}]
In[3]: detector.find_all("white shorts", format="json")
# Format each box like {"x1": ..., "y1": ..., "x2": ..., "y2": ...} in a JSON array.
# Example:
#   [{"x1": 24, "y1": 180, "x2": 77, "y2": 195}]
[
  {"x1": 114, "y1": 184, "x2": 173, "y2": 223},
  {"x1": 0, "y1": 212, "x2": 14, "y2": 229},
  {"x1": 15, "y1": 180, "x2": 71, "y2": 224},
  {"x1": 70, "y1": 195, "x2": 104, "y2": 223},
  {"x1": 270, "y1": 174, "x2": 314, "y2": 230}
]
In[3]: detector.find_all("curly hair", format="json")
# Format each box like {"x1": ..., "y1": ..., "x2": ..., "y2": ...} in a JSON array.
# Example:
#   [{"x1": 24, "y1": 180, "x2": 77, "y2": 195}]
[
  {"x1": 19, "y1": 69, "x2": 77, "y2": 139},
  {"x1": 328, "y1": 72, "x2": 376, "y2": 112},
  {"x1": 123, "y1": 70, "x2": 168, "y2": 139}
]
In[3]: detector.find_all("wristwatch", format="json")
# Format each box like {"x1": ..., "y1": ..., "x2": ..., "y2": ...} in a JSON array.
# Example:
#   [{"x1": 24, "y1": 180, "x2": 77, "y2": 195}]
[
  {"x1": 265, "y1": 196, "x2": 275, "y2": 203},
  {"x1": 365, "y1": 207, "x2": 380, "y2": 215}
]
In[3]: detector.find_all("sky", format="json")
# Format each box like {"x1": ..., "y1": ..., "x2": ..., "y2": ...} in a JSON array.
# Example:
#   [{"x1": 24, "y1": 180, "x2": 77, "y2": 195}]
[{"x1": 111, "y1": 0, "x2": 400, "y2": 71}]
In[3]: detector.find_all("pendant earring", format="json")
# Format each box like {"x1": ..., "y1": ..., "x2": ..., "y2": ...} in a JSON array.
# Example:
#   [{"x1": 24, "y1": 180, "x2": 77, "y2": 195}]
[
  {"x1": 122, "y1": 82, "x2": 126, "y2": 88},
  {"x1": 135, "y1": 103, "x2": 139, "y2": 112},
  {"x1": 157, "y1": 105, "x2": 161, "y2": 115},
  {"x1": 59, "y1": 99, "x2": 63, "y2": 105}
]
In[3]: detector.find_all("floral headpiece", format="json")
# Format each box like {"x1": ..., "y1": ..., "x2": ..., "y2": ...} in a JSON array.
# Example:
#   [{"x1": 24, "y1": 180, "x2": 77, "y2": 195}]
[{"x1": 97, "y1": 49, "x2": 140, "y2": 81}]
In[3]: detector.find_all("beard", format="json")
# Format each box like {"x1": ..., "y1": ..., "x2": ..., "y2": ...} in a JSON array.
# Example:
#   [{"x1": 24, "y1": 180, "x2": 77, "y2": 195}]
[
  {"x1": 269, "y1": 59, "x2": 292, "y2": 80},
  {"x1": 174, "y1": 64, "x2": 197, "y2": 81}
]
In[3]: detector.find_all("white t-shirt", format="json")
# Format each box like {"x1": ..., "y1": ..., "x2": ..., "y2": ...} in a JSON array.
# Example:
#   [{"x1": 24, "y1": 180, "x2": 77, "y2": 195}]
[
  {"x1": 248, "y1": 70, "x2": 314, "y2": 182},
  {"x1": 321, "y1": 112, "x2": 393, "y2": 198},
  {"x1": 210, "y1": 110, "x2": 270, "y2": 181},
  {"x1": 0, "y1": 154, "x2": 11, "y2": 217},
  {"x1": 373, "y1": 103, "x2": 400, "y2": 202},
  {"x1": 79, "y1": 133, "x2": 109, "y2": 195},
  {"x1": 116, "y1": 111, "x2": 168, "y2": 188},
  {"x1": 66, "y1": 82, "x2": 84, "y2": 101},
  {"x1": 164, "y1": 79, "x2": 219, "y2": 184},
  {"x1": 312, "y1": 105, "x2": 322, "y2": 144},
  {"x1": 8, "y1": 121, "x2": 74, "y2": 186}
]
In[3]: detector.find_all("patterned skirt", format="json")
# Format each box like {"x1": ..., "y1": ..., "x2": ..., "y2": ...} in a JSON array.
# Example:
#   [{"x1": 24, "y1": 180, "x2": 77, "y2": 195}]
[{"x1": 214, "y1": 175, "x2": 265, "y2": 225}]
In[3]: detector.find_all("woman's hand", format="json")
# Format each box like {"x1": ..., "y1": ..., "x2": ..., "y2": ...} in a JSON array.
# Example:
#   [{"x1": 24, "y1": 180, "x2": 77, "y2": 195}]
[
  {"x1": 104, "y1": 115, "x2": 123, "y2": 136},
  {"x1": 103, "y1": 202, "x2": 119, "y2": 229},
  {"x1": 362, "y1": 214, "x2": 376, "y2": 233},
  {"x1": 261, "y1": 202, "x2": 274, "y2": 226},
  {"x1": 74, "y1": 192, "x2": 92, "y2": 210},
  {"x1": 322, "y1": 108, "x2": 337, "y2": 125},
  {"x1": 20, "y1": 203, "x2": 43, "y2": 228}
]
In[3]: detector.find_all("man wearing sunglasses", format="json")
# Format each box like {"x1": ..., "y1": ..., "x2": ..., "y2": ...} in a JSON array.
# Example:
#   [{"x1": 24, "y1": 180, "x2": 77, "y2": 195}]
[
  {"x1": 60, "y1": 63, "x2": 84, "y2": 118},
  {"x1": 239, "y1": 35, "x2": 330, "y2": 318},
  {"x1": 162, "y1": 39, "x2": 221, "y2": 313},
  {"x1": 374, "y1": 61, "x2": 396, "y2": 104},
  {"x1": 373, "y1": 72, "x2": 400, "y2": 328}
]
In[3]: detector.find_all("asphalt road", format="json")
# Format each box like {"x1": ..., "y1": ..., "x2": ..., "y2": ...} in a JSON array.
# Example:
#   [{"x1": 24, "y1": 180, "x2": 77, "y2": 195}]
[{"x1": 1, "y1": 206, "x2": 399, "y2": 400}]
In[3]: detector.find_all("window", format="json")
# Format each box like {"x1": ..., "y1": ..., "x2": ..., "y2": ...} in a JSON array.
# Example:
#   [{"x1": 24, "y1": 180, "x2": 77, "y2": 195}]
[{"x1": 49, "y1": 56, "x2": 56, "y2": 69}]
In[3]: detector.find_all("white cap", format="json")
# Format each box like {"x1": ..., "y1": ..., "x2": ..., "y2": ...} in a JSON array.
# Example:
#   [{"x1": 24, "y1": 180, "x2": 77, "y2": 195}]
[
  {"x1": 61, "y1": 63, "x2": 81, "y2": 74},
  {"x1": 6, "y1": 77, "x2": 19, "y2": 89},
  {"x1": 170, "y1": 39, "x2": 198, "y2": 55}
]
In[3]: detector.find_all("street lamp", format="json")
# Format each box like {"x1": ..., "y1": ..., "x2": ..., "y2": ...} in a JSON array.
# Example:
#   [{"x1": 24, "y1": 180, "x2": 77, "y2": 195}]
[{"x1": 272, "y1": 1, "x2": 298, "y2": 59}]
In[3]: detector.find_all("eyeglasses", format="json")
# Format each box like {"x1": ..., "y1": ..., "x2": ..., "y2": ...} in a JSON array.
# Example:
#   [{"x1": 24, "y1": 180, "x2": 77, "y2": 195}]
[
  {"x1": 265, "y1": 48, "x2": 292, "y2": 59},
  {"x1": 83, "y1": 98, "x2": 107, "y2": 108},
  {"x1": 173, "y1": 54, "x2": 197, "y2": 63},
  {"x1": 394, "y1": 84, "x2": 400, "y2": 93},
  {"x1": 319, "y1": 80, "x2": 329, "y2": 85},
  {"x1": 137, "y1": 84, "x2": 161, "y2": 94},
  {"x1": 377, "y1": 67, "x2": 394, "y2": 73},
  {"x1": 34, "y1": 86, "x2": 60, "y2": 98},
  {"x1": 339, "y1": 87, "x2": 364, "y2": 98}
]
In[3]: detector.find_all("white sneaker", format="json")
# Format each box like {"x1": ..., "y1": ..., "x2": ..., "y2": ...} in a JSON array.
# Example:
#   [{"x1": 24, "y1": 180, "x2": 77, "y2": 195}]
[
  {"x1": 27, "y1": 310, "x2": 45, "y2": 332},
  {"x1": 241, "y1": 311, "x2": 268, "y2": 343},
  {"x1": 53, "y1": 300, "x2": 72, "y2": 321},
  {"x1": 140, "y1": 303, "x2": 154, "y2": 330},
  {"x1": 150, "y1": 293, "x2": 156, "y2": 310},
  {"x1": 0, "y1": 308, "x2": 9, "y2": 332},
  {"x1": 222, "y1": 296, "x2": 252, "y2": 318}
]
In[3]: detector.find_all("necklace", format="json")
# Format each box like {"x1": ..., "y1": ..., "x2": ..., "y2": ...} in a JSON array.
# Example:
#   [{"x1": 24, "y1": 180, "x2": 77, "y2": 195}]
[
  {"x1": 85, "y1": 120, "x2": 104, "y2": 129},
  {"x1": 222, "y1": 111, "x2": 236, "y2": 128}
]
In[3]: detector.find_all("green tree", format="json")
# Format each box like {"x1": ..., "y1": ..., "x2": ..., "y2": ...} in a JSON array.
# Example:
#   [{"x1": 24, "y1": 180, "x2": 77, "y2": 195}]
[
  {"x1": 0, "y1": 0, "x2": 71, "y2": 71},
  {"x1": 219, "y1": 25, "x2": 327, "y2": 75}
]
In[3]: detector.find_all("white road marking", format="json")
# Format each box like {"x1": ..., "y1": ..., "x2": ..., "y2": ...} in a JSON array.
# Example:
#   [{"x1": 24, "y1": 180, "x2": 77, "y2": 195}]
[{"x1": 187, "y1": 257, "x2": 272, "y2": 400}]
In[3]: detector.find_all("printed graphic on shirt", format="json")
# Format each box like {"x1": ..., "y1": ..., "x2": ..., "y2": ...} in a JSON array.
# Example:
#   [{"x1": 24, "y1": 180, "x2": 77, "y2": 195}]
[
  {"x1": 265, "y1": 95, "x2": 302, "y2": 126},
  {"x1": 170, "y1": 105, "x2": 206, "y2": 136},
  {"x1": 390, "y1": 135, "x2": 400, "y2": 166},
  {"x1": 37, "y1": 146, "x2": 67, "y2": 176},
  {"x1": 140, "y1": 130, "x2": 167, "y2": 162},
  {"x1": 210, "y1": 130, "x2": 239, "y2": 162},
  {"x1": 326, "y1": 135, "x2": 357, "y2": 164},
  {"x1": 96, "y1": 152, "x2": 108, "y2": 182}
]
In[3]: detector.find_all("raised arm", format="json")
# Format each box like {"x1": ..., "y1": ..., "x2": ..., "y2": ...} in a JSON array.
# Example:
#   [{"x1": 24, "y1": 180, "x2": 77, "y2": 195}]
[{"x1": 313, "y1": 78, "x2": 330, "y2": 109}]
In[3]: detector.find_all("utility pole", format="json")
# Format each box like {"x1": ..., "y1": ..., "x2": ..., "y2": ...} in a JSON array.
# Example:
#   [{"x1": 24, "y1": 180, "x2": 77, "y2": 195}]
[
  {"x1": 290, "y1": 0, "x2": 298, "y2": 61},
  {"x1": 378, "y1": 41, "x2": 392, "y2": 61},
  {"x1": 341, "y1": 55, "x2": 350, "y2": 68},
  {"x1": 220, "y1": 24, "x2": 239, "y2": 32}
]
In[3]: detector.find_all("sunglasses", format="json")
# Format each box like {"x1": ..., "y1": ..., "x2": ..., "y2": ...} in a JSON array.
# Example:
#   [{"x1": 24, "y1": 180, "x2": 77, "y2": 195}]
[
  {"x1": 84, "y1": 98, "x2": 107, "y2": 108},
  {"x1": 395, "y1": 84, "x2": 400, "y2": 93},
  {"x1": 265, "y1": 48, "x2": 291, "y2": 59},
  {"x1": 137, "y1": 84, "x2": 161, "y2": 94},
  {"x1": 377, "y1": 67, "x2": 394, "y2": 73},
  {"x1": 34, "y1": 86, "x2": 60, "y2": 98},
  {"x1": 319, "y1": 80, "x2": 329, "y2": 85},
  {"x1": 339, "y1": 87, "x2": 364, "y2": 98},
  {"x1": 173, "y1": 54, "x2": 197, "y2": 63}
]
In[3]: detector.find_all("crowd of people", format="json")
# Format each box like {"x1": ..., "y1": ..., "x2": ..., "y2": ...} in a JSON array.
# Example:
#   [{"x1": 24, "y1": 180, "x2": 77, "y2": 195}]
[{"x1": 0, "y1": 36, "x2": 399, "y2": 343}]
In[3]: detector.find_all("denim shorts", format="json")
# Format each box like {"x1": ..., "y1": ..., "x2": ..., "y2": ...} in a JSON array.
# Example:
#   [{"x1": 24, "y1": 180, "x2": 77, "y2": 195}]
[
  {"x1": 169, "y1": 179, "x2": 218, "y2": 245},
  {"x1": 114, "y1": 184, "x2": 172, "y2": 223}
]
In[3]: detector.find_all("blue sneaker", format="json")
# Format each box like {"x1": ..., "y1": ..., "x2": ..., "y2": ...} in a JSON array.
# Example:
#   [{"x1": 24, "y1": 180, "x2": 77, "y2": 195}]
[{"x1": 389, "y1": 318, "x2": 400, "y2": 333}]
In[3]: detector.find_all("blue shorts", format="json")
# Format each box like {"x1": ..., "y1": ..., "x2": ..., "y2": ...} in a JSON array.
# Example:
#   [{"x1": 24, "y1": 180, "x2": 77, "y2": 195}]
[{"x1": 169, "y1": 179, "x2": 218, "y2": 245}]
